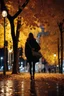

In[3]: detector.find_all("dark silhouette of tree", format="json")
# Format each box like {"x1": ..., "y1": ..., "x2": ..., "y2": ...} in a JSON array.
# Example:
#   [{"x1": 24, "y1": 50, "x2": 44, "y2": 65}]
[
  {"x1": 0, "y1": 0, "x2": 30, "y2": 74},
  {"x1": 57, "y1": 20, "x2": 64, "y2": 73}
]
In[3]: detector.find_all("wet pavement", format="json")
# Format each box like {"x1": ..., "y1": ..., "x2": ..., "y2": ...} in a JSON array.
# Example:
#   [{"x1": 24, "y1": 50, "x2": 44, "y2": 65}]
[{"x1": 0, "y1": 73, "x2": 64, "y2": 96}]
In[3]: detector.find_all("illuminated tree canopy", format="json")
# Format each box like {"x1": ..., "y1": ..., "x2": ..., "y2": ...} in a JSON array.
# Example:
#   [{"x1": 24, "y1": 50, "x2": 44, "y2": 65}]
[{"x1": 0, "y1": 0, "x2": 64, "y2": 65}]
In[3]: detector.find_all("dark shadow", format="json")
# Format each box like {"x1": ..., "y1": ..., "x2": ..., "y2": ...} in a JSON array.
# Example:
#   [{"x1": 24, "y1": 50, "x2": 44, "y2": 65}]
[{"x1": 30, "y1": 78, "x2": 37, "y2": 96}]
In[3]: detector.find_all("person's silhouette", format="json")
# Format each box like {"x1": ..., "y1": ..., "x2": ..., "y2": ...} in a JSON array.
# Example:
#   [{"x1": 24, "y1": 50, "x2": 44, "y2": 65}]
[{"x1": 25, "y1": 33, "x2": 40, "y2": 79}]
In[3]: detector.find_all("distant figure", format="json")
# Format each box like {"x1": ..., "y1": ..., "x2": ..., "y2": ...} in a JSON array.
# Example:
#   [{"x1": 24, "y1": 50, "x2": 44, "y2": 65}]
[
  {"x1": 25, "y1": 33, "x2": 40, "y2": 79},
  {"x1": 43, "y1": 67, "x2": 46, "y2": 73},
  {"x1": 48, "y1": 68, "x2": 51, "y2": 73}
]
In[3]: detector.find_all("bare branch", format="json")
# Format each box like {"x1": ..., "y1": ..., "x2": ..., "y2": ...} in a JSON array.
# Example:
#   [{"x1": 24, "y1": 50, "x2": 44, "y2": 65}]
[{"x1": 13, "y1": 0, "x2": 30, "y2": 19}]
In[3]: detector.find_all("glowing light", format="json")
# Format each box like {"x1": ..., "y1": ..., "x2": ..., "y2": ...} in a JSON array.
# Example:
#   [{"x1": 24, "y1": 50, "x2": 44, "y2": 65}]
[
  {"x1": 9, "y1": 49, "x2": 13, "y2": 53},
  {"x1": 0, "y1": 57, "x2": 3, "y2": 60},
  {"x1": 54, "y1": 54, "x2": 56, "y2": 57},
  {"x1": 2, "y1": 10, "x2": 7, "y2": 17}
]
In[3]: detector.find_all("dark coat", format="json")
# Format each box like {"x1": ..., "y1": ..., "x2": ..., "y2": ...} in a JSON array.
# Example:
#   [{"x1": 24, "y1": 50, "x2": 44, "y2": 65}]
[{"x1": 25, "y1": 38, "x2": 40, "y2": 63}]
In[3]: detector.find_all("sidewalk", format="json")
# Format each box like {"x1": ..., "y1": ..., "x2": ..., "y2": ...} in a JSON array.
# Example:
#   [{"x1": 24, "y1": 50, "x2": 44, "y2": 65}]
[{"x1": 0, "y1": 72, "x2": 64, "y2": 96}]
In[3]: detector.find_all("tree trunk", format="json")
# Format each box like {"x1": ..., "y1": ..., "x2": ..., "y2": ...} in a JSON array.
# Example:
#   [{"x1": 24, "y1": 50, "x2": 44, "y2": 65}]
[
  {"x1": 12, "y1": 38, "x2": 18, "y2": 74},
  {"x1": 10, "y1": 19, "x2": 19, "y2": 74}
]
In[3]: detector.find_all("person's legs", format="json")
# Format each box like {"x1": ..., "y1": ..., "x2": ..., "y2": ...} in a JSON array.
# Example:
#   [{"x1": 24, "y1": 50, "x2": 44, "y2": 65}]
[
  {"x1": 29, "y1": 61, "x2": 32, "y2": 76},
  {"x1": 33, "y1": 62, "x2": 35, "y2": 78}
]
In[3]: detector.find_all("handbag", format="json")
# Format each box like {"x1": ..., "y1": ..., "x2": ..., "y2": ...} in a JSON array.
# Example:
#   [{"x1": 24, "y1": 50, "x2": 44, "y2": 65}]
[
  {"x1": 27, "y1": 41, "x2": 42, "y2": 59},
  {"x1": 32, "y1": 50, "x2": 42, "y2": 59}
]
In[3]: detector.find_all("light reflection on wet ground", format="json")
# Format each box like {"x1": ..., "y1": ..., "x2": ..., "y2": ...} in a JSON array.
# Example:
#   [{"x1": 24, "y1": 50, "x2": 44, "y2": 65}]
[
  {"x1": 0, "y1": 80, "x2": 26, "y2": 96},
  {"x1": 0, "y1": 74, "x2": 64, "y2": 96},
  {"x1": 35, "y1": 77, "x2": 64, "y2": 96}
]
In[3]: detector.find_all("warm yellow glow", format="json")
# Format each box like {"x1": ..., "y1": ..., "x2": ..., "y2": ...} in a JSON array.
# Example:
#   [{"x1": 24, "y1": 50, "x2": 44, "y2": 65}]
[
  {"x1": 0, "y1": 0, "x2": 62, "y2": 66},
  {"x1": 9, "y1": 49, "x2": 13, "y2": 53},
  {"x1": 54, "y1": 54, "x2": 56, "y2": 57}
]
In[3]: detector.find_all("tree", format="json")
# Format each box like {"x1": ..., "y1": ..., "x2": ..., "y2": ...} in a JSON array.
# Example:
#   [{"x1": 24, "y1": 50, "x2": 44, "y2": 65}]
[
  {"x1": 0, "y1": 0, "x2": 30, "y2": 74},
  {"x1": 58, "y1": 20, "x2": 64, "y2": 73}
]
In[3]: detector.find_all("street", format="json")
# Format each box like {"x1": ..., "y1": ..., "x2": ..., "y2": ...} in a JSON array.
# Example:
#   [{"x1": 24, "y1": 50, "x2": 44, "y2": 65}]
[{"x1": 0, "y1": 73, "x2": 64, "y2": 96}]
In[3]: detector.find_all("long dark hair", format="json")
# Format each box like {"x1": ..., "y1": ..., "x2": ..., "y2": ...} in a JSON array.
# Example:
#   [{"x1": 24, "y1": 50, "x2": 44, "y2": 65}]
[{"x1": 28, "y1": 33, "x2": 34, "y2": 40}]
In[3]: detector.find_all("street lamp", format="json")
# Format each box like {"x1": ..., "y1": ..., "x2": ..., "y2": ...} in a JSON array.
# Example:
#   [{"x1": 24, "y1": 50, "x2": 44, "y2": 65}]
[
  {"x1": 2, "y1": 10, "x2": 7, "y2": 75},
  {"x1": 9, "y1": 49, "x2": 13, "y2": 66},
  {"x1": 54, "y1": 54, "x2": 56, "y2": 73}
]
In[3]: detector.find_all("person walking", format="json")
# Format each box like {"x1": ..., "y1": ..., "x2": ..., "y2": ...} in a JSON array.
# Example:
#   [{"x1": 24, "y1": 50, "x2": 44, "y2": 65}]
[{"x1": 25, "y1": 33, "x2": 41, "y2": 79}]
